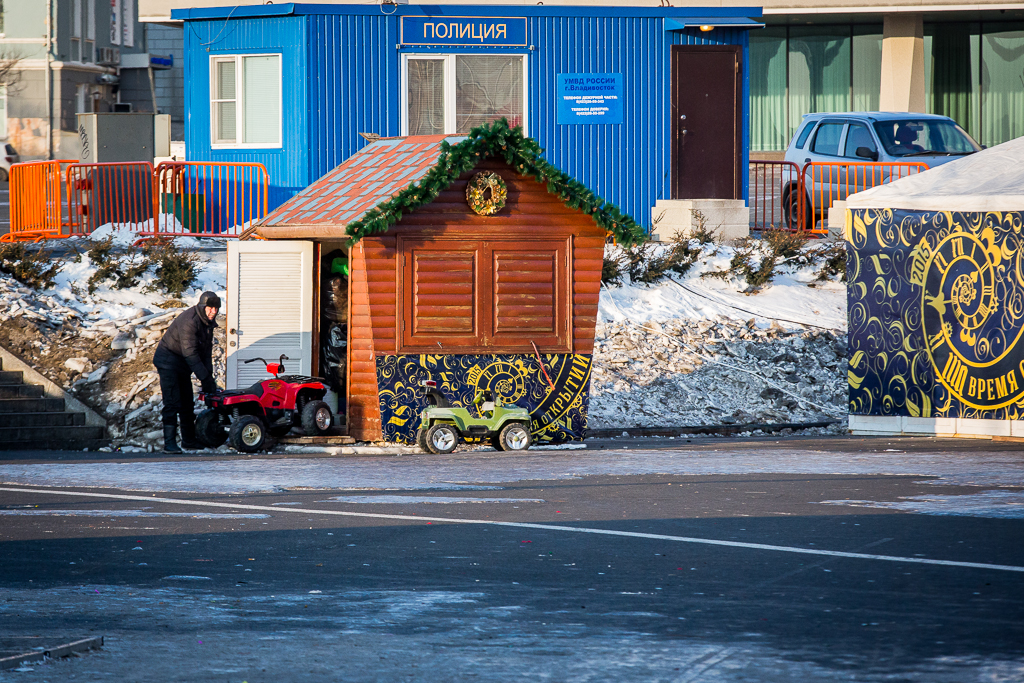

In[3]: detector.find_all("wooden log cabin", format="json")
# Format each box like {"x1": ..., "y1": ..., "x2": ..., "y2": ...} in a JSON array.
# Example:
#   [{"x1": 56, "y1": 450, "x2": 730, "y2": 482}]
[{"x1": 229, "y1": 120, "x2": 643, "y2": 443}]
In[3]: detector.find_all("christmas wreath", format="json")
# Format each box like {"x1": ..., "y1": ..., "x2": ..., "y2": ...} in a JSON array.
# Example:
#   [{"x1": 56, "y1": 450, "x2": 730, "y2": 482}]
[{"x1": 465, "y1": 171, "x2": 507, "y2": 216}]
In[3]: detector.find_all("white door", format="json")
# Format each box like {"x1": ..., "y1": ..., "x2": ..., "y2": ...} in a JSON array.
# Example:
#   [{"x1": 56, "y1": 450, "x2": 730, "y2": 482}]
[{"x1": 226, "y1": 240, "x2": 314, "y2": 389}]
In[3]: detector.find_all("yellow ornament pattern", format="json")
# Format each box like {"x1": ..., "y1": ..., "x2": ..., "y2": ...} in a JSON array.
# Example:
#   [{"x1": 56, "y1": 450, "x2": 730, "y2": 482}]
[{"x1": 849, "y1": 208, "x2": 1024, "y2": 419}]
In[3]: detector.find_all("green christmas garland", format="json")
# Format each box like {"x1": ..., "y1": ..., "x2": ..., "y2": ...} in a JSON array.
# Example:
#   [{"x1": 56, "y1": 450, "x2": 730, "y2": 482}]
[
  {"x1": 465, "y1": 171, "x2": 507, "y2": 215},
  {"x1": 344, "y1": 118, "x2": 645, "y2": 247}
]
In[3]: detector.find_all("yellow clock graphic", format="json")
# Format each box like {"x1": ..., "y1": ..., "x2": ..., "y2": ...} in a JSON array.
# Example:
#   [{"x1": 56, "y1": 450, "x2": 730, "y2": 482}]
[{"x1": 921, "y1": 228, "x2": 1024, "y2": 410}]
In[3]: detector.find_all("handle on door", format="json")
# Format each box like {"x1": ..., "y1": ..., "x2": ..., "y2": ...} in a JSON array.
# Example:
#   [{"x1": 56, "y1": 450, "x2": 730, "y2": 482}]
[
  {"x1": 681, "y1": 129, "x2": 688, "y2": 136},
  {"x1": 680, "y1": 114, "x2": 687, "y2": 120}
]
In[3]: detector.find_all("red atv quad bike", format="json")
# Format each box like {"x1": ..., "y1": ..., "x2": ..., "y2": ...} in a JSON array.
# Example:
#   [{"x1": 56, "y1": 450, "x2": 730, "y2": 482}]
[{"x1": 196, "y1": 354, "x2": 334, "y2": 453}]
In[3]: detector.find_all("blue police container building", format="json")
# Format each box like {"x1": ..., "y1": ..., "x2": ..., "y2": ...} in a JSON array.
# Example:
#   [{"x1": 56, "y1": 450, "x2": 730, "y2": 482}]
[{"x1": 173, "y1": 3, "x2": 762, "y2": 230}]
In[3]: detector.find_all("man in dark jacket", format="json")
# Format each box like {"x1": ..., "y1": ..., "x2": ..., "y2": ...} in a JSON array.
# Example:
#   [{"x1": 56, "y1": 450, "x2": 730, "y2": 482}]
[{"x1": 153, "y1": 291, "x2": 221, "y2": 453}]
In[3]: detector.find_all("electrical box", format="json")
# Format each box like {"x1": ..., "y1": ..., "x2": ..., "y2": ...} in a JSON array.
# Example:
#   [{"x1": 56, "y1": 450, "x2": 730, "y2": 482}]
[
  {"x1": 76, "y1": 113, "x2": 156, "y2": 163},
  {"x1": 154, "y1": 114, "x2": 171, "y2": 158}
]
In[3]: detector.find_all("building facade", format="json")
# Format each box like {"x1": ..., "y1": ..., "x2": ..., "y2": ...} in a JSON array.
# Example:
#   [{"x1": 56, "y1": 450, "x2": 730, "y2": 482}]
[
  {"x1": 171, "y1": 4, "x2": 762, "y2": 228},
  {"x1": 0, "y1": 0, "x2": 179, "y2": 160}
]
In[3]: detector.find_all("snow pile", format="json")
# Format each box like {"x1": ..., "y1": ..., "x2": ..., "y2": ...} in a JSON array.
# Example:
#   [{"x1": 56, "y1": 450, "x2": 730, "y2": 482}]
[{"x1": 588, "y1": 317, "x2": 846, "y2": 430}]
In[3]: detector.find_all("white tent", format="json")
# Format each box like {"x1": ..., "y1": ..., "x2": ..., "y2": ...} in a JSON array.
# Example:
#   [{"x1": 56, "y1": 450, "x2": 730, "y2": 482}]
[{"x1": 846, "y1": 135, "x2": 1024, "y2": 212}]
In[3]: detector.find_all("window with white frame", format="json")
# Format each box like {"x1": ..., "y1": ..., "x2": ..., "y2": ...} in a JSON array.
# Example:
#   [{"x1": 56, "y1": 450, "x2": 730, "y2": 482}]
[
  {"x1": 404, "y1": 54, "x2": 525, "y2": 135},
  {"x1": 0, "y1": 85, "x2": 7, "y2": 139},
  {"x1": 70, "y1": 0, "x2": 81, "y2": 62},
  {"x1": 210, "y1": 54, "x2": 282, "y2": 147}
]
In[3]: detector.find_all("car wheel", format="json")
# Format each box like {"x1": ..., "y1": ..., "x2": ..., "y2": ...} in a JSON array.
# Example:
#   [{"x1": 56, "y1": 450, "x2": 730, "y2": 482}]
[
  {"x1": 784, "y1": 189, "x2": 813, "y2": 232},
  {"x1": 0, "y1": 167, "x2": 8, "y2": 183},
  {"x1": 426, "y1": 423, "x2": 459, "y2": 455},
  {"x1": 416, "y1": 428, "x2": 433, "y2": 453},
  {"x1": 301, "y1": 400, "x2": 333, "y2": 436},
  {"x1": 195, "y1": 409, "x2": 227, "y2": 447},
  {"x1": 498, "y1": 422, "x2": 531, "y2": 451},
  {"x1": 229, "y1": 415, "x2": 266, "y2": 453}
]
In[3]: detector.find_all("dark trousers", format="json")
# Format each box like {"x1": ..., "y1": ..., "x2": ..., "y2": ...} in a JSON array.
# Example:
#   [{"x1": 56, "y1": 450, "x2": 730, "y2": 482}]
[{"x1": 158, "y1": 369, "x2": 196, "y2": 434}]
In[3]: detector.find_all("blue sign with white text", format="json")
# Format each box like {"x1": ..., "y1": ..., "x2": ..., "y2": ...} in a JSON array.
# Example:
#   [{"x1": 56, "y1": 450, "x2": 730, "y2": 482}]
[
  {"x1": 401, "y1": 16, "x2": 528, "y2": 46},
  {"x1": 557, "y1": 73, "x2": 624, "y2": 124}
]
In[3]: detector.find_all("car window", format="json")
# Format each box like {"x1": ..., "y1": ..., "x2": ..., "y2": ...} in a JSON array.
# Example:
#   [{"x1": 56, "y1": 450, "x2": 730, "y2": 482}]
[
  {"x1": 811, "y1": 122, "x2": 844, "y2": 156},
  {"x1": 844, "y1": 124, "x2": 877, "y2": 159},
  {"x1": 873, "y1": 119, "x2": 981, "y2": 156},
  {"x1": 794, "y1": 121, "x2": 814, "y2": 149}
]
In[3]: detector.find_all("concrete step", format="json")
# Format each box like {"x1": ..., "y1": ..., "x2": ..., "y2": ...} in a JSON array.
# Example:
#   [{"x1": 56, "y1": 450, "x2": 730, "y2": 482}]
[
  {"x1": 0, "y1": 424, "x2": 107, "y2": 447},
  {"x1": 0, "y1": 370, "x2": 23, "y2": 383},
  {"x1": 0, "y1": 397, "x2": 67, "y2": 414},
  {"x1": 0, "y1": 384, "x2": 44, "y2": 399},
  {"x1": 0, "y1": 412, "x2": 86, "y2": 428}
]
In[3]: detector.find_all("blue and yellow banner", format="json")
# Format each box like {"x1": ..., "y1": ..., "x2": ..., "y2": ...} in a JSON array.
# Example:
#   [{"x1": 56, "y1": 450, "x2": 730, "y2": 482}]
[
  {"x1": 848, "y1": 208, "x2": 1024, "y2": 419},
  {"x1": 376, "y1": 353, "x2": 592, "y2": 444}
]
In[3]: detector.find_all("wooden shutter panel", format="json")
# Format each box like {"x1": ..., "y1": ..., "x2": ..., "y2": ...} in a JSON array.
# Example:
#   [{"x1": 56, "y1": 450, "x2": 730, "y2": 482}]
[
  {"x1": 488, "y1": 240, "x2": 569, "y2": 352},
  {"x1": 493, "y1": 249, "x2": 556, "y2": 333},
  {"x1": 401, "y1": 240, "x2": 481, "y2": 351}
]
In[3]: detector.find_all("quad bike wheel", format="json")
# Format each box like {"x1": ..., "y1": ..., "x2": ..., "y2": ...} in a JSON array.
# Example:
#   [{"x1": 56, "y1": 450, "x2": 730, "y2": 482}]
[
  {"x1": 195, "y1": 409, "x2": 227, "y2": 447},
  {"x1": 416, "y1": 428, "x2": 432, "y2": 453},
  {"x1": 301, "y1": 400, "x2": 333, "y2": 436},
  {"x1": 229, "y1": 415, "x2": 267, "y2": 453},
  {"x1": 426, "y1": 423, "x2": 459, "y2": 454},
  {"x1": 498, "y1": 422, "x2": 531, "y2": 451}
]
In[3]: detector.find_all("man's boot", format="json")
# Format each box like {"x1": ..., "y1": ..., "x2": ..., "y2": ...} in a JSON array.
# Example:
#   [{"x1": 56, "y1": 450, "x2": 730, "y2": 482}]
[
  {"x1": 163, "y1": 425, "x2": 182, "y2": 454},
  {"x1": 180, "y1": 420, "x2": 204, "y2": 450}
]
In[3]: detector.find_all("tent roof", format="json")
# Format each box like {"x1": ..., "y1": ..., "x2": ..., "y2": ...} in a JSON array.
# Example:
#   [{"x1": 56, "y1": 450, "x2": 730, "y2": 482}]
[{"x1": 846, "y1": 135, "x2": 1024, "y2": 212}]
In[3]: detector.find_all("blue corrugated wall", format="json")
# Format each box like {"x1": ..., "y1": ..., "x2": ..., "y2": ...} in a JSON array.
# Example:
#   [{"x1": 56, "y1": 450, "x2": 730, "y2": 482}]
[{"x1": 182, "y1": 7, "x2": 753, "y2": 228}]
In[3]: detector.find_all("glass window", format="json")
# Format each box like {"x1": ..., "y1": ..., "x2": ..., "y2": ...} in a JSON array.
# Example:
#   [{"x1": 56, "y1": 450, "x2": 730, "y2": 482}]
[
  {"x1": 843, "y1": 123, "x2": 877, "y2": 158},
  {"x1": 852, "y1": 27, "x2": 883, "y2": 111},
  {"x1": 455, "y1": 55, "x2": 523, "y2": 133},
  {"x1": 789, "y1": 28, "x2": 851, "y2": 139},
  {"x1": 794, "y1": 120, "x2": 815, "y2": 148},
  {"x1": 873, "y1": 119, "x2": 980, "y2": 156},
  {"x1": 981, "y1": 23, "x2": 1024, "y2": 148},
  {"x1": 750, "y1": 27, "x2": 787, "y2": 152},
  {"x1": 404, "y1": 54, "x2": 526, "y2": 135},
  {"x1": 210, "y1": 54, "x2": 281, "y2": 147},
  {"x1": 407, "y1": 59, "x2": 445, "y2": 135},
  {"x1": 927, "y1": 23, "x2": 981, "y2": 141},
  {"x1": 811, "y1": 122, "x2": 845, "y2": 156}
]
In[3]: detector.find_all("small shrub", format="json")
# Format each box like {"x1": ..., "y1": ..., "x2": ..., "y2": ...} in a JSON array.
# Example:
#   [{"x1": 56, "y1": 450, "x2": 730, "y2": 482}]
[
  {"x1": 602, "y1": 251, "x2": 625, "y2": 286},
  {"x1": 813, "y1": 242, "x2": 847, "y2": 282},
  {"x1": 86, "y1": 236, "x2": 151, "y2": 293},
  {"x1": 761, "y1": 228, "x2": 809, "y2": 260},
  {"x1": 689, "y1": 210, "x2": 719, "y2": 245},
  {"x1": 145, "y1": 239, "x2": 202, "y2": 298},
  {"x1": 0, "y1": 243, "x2": 64, "y2": 290}
]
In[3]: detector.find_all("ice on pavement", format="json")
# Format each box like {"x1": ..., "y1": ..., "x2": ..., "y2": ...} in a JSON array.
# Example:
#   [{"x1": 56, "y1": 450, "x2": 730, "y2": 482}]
[
  {"x1": 818, "y1": 489, "x2": 1024, "y2": 519},
  {"x1": 319, "y1": 495, "x2": 545, "y2": 504},
  {"x1": 0, "y1": 509, "x2": 270, "y2": 519},
  {"x1": 3, "y1": 445, "x2": 1024, "y2": 518}
]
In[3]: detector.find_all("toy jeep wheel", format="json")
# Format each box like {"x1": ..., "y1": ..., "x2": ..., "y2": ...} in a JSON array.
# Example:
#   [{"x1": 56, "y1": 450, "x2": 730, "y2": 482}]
[
  {"x1": 230, "y1": 415, "x2": 267, "y2": 453},
  {"x1": 498, "y1": 422, "x2": 531, "y2": 451},
  {"x1": 196, "y1": 409, "x2": 227, "y2": 447},
  {"x1": 416, "y1": 428, "x2": 431, "y2": 453},
  {"x1": 301, "y1": 400, "x2": 333, "y2": 436},
  {"x1": 426, "y1": 423, "x2": 459, "y2": 454}
]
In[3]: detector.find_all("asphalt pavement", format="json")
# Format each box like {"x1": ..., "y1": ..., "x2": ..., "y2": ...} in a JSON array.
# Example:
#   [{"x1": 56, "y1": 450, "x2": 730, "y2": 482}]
[{"x1": 0, "y1": 435, "x2": 1022, "y2": 681}]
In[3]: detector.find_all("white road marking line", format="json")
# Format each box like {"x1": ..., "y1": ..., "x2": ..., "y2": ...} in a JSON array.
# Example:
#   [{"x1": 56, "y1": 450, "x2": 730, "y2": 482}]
[{"x1": 2, "y1": 486, "x2": 1022, "y2": 573}]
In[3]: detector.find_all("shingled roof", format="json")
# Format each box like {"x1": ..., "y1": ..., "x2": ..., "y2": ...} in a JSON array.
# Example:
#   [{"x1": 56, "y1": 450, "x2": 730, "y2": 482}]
[
  {"x1": 256, "y1": 119, "x2": 644, "y2": 246},
  {"x1": 260, "y1": 134, "x2": 453, "y2": 229}
]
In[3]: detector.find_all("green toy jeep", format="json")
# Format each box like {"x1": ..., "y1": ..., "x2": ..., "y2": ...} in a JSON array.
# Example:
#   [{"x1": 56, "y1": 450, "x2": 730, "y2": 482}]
[{"x1": 414, "y1": 380, "x2": 533, "y2": 454}]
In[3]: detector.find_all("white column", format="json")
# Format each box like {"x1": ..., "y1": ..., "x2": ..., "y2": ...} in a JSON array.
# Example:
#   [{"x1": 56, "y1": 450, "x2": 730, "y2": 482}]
[{"x1": 880, "y1": 14, "x2": 926, "y2": 113}]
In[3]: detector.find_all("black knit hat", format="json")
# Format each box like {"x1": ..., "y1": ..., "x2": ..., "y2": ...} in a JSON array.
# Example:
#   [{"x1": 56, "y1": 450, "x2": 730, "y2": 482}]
[{"x1": 198, "y1": 291, "x2": 222, "y2": 310}]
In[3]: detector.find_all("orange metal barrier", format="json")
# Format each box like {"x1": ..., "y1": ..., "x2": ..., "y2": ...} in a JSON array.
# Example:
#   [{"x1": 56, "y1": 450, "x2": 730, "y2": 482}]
[
  {"x1": 65, "y1": 162, "x2": 155, "y2": 237},
  {"x1": 144, "y1": 161, "x2": 270, "y2": 239},
  {"x1": 749, "y1": 160, "x2": 806, "y2": 233},
  {"x1": 802, "y1": 161, "x2": 928, "y2": 232},
  {"x1": 1, "y1": 160, "x2": 76, "y2": 242}
]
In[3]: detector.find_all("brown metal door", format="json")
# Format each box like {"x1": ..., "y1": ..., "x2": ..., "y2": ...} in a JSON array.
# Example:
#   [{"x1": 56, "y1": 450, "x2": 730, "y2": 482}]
[{"x1": 671, "y1": 45, "x2": 742, "y2": 200}]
